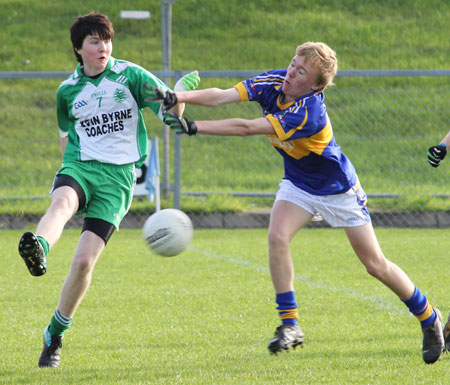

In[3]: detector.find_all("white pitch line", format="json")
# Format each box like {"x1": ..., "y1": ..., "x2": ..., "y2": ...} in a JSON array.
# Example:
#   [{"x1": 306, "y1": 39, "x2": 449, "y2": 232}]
[{"x1": 189, "y1": 246, "x2": 407, "y2": 314}]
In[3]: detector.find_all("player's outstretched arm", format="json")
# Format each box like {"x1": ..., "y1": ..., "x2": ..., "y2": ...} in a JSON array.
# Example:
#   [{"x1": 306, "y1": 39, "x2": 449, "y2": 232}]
[
  {"x1": 163, "y1": 111, "x2": 275, "y2": 137},
  {"x1": 176, "y1": 87, "x2": 240, "y2": 106},
  {"x1": 143, "y1": 81, "x2": 239, "y2": 111}
]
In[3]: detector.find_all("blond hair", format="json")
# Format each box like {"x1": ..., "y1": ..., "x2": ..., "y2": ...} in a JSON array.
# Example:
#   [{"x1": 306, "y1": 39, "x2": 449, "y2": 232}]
[{"x1": 296, "y1": 42, "x2": 338, "y2": 92}]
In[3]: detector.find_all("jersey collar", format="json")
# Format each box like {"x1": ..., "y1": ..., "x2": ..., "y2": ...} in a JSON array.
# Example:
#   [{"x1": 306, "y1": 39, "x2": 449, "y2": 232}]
[
  {"x1": 73, "y1": 57, "x2": 114, "y2": 80},
  {"x1": 276, "y1": 87, "x2": 321, "y2": 109}
]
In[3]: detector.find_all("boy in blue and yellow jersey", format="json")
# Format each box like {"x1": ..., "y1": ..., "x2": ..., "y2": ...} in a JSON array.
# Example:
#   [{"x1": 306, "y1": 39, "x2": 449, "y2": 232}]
[
  {"x1": 17, "y1": 12, "x2": 199, "y2": 368},
  {"x1": 150, "y1": 42, "x2": 445, "y2": 364}
]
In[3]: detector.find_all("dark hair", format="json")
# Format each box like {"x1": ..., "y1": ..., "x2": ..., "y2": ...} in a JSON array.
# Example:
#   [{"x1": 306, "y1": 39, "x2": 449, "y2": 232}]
[{"x1": 70, "y1": 12, "x2": 114, "y2": 64}]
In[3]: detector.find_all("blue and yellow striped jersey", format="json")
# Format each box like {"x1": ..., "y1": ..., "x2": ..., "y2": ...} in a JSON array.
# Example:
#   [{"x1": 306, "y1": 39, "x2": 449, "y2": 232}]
[{"x1": 235, "y1": 69, "x2": 357, "y2": 195}]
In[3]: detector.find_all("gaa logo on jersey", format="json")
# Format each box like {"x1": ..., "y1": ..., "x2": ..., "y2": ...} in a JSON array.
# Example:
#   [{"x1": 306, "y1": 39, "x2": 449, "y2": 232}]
[{"x1": 74, "y1": 100, "x2": 88, "y2": 109}]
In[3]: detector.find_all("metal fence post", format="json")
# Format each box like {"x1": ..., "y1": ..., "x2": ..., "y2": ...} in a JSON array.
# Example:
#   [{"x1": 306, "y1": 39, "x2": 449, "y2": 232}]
[
  {"x1": 173, "y1": 70, "x2": 182, "y2": 210},
  {"x1": 161, "y1": 0, "x2": 172, "y2": 199}
]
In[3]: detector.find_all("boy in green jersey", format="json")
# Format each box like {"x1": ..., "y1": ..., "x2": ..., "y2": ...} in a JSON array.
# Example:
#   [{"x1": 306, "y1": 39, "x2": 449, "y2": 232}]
[{"x1": 18, "y1": 11, "x2": 200, "y2": 368}]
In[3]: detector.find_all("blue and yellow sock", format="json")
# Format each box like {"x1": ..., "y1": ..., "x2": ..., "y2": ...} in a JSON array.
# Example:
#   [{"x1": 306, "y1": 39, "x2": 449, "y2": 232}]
[
  {"x1": 276, "y1": 291, "x2": 299, "y2": 326},
  {"x1": 37, "y1": 235, "x2": 50, "y2": 257},
  {"x1": 402, "y1": 286, "x2": 436, "y2": 327}
]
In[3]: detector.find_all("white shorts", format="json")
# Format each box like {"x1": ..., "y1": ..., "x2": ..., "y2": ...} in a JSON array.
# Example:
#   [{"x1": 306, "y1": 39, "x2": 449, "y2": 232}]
[{"x1": 275, "y1": 179, "x2": 371, "y2": 228}]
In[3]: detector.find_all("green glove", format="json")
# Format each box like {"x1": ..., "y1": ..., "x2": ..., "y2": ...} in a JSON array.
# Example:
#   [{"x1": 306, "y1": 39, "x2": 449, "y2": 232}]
[
  {"x1": 142, "y1": 83, "x2": 178, "y2": 110},
  {"x1": 174, "y1": 71, "x2": 200, "y2": 91},
  {"x1": 163, "y1": 111, "x2": 197, "y2": 136}
]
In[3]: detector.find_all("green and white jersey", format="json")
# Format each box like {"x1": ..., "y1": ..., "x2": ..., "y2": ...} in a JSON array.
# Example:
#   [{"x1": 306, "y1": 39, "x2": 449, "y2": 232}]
[{"x1": 57, "y1": 57, "x2": 168, "y2": 167}]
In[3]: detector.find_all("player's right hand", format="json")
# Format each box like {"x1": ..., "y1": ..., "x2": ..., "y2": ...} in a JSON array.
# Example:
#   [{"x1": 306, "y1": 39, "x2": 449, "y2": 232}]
[
  {"x1": 427, "y1": 144, "x2": 447, "y2": 167},
  {"x1": 143, "y1": 83, "x2": 178, "y2": 110},
  {"x1": 163, "y1": 111, "x2": 197, "y2": 136}
]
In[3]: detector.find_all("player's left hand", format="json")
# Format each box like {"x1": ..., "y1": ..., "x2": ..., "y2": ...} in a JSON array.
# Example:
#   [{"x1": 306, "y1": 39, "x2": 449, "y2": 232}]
[
  {"x1": 427, "y1": 143, "x2": 447, "y2": 167},
  {"x1": 163, "y1": 111, "x2": 197, "y2": 136},
  {"x1": 143, "y1": 83, "x2": 178, "y2": 110},
  {"x1": 174, "y1": 71, "x2": 200, "y2": 91}
]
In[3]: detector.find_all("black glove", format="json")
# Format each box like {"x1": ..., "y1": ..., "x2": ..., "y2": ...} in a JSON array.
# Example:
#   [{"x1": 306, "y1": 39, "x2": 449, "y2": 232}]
[
  {"x1": 427, "y1": 144, "x2": 447, "y2": 167},
  {"x1": 163, "y1": 111, "x2": 197, "y2": 136},
  {"x1": 142, "y1": 83, "x2": 178, "y2": 110}
]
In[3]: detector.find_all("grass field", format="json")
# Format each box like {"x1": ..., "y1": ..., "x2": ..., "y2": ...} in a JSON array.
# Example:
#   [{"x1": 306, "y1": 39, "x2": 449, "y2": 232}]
[
  {"x1": 1, "y1": 1, "x2": 449, "y2": 71},
  {"x1": 1, "y1": 227, "x2": 449, "y2": 384},
  {"x1": 1, "y1": 1, "x2": 449, "y2": 383}
]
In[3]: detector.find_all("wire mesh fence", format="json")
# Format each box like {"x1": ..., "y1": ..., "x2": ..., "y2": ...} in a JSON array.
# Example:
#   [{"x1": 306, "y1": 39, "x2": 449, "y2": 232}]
[{"x1": 1, "y1": 72, "x2": 449, "y2": 229}]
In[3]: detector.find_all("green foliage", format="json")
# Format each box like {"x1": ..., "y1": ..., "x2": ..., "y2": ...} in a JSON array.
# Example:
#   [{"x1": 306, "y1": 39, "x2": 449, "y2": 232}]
[{"x1": 1, "y1": 228, "x2": 450, "y2": 383}]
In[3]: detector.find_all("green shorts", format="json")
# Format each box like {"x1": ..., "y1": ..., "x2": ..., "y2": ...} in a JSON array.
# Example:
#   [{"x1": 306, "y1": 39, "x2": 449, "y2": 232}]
[{"x1": 57, "y1": 160, "x2": 136, "y2": 229}]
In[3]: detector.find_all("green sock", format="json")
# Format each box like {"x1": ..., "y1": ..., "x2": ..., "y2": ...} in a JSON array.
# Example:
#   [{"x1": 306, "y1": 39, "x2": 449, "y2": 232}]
[
  {"x1": 37, "y1": 235, "x2": 49, "y2": 257},
  {"x1": 48, "y1": 309, "x2": 72, "y2": 337}
]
